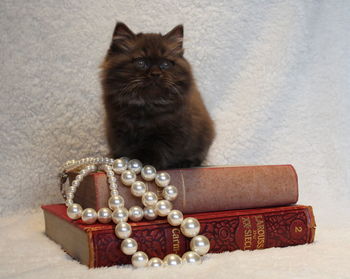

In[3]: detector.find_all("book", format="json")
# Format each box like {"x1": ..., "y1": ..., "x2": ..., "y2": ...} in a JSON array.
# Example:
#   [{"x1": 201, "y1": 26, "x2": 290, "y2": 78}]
[
  {"x1": 42, "y1": 204, "x2": 315, "y2": 268},
  {"x1": 71, "y1": 164, "x2": 299, "y2": 214}
]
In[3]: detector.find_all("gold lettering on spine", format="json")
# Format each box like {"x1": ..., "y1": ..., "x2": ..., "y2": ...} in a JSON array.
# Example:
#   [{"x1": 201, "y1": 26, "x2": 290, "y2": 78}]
[
  {"x1": 255, "y1": 215, "x2": 265, "y2": 249},
  {"x1": 172, "y1": 228, "x2": 180, "y2": 253},
  {"x1": 242, "y1": 216, "x2": 252, "y2": 250}
]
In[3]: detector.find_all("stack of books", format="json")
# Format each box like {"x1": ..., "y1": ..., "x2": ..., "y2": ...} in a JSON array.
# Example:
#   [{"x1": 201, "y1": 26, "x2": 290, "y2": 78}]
[{"x1": 42, "y1": 165, "x2": 316, "y2": 267}]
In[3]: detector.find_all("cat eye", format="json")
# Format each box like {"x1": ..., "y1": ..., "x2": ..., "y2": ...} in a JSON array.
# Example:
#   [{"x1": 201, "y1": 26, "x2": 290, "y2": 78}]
[
  {"x1": 159, "y1": 60, "x2": 173, "y2": 70},
  {"x1": 134, "y1": 58, "x2": 148, "y2": 69}
]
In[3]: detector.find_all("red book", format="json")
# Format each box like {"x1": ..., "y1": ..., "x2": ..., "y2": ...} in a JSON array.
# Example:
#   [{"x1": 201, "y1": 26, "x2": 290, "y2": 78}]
[
  {"x1": 42, "y1": 204, "x2": 316, "y2": 268},
  {"x1": 72, "y1": 164, "x2": 299, "y2": 213}
]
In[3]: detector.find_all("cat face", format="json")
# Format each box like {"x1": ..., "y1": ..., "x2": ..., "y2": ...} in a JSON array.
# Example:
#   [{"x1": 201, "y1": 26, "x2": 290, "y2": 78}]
[{"x1": 101, "y1": 22, "x2": 192, "y2": 106}]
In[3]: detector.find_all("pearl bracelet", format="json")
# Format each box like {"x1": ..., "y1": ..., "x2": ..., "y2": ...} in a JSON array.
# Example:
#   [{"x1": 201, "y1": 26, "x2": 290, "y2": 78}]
[{"x1": 60, "y1": 157, "x2": 210, "y2": 267}]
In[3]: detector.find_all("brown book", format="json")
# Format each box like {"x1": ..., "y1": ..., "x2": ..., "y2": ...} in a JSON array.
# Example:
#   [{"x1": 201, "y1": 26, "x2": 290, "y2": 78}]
[
  {"x1": 72, "y1": 165, "x2": 298, "y2": 213},
  {"x1": 42, "y1": 204, "x2": 316, "y2": 268}
]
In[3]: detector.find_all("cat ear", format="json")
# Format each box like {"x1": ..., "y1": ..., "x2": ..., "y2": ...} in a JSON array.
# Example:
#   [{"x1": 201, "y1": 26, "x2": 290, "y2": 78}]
[
  {"x1": 113, "y1": 22, "x2": 135, "y2": 40},
  {"x1": 110, "y1": 22, "x2": 135, "y2": 52},
  {"x1": 164, "y1": 25, "x2": 184, "y2": 56}
]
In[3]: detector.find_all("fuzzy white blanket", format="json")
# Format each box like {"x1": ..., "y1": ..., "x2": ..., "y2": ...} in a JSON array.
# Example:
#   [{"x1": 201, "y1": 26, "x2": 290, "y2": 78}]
[{"x1": 1, "y1": 1, "x2": 350, "y2": 278}]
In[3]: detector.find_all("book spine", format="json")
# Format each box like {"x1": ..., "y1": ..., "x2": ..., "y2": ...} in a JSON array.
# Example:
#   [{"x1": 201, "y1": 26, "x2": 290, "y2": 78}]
[
  {"x1": 90, "y1": 206, "x2": 315, "y2": 267},
  {"x1": 73, "y1": 164, "x2": 298, "y2": 214}
]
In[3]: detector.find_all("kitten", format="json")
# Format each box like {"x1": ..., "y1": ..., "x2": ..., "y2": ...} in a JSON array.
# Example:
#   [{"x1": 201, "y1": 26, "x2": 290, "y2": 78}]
[{"x1": 101, "y1": 22, "x2": 215, "y2": 170}]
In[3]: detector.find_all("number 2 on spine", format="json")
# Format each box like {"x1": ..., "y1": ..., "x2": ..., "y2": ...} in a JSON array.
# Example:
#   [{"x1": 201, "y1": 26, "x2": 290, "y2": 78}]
[{"x1": 295, "y1": 226, "x2": 303, "y2": 233}]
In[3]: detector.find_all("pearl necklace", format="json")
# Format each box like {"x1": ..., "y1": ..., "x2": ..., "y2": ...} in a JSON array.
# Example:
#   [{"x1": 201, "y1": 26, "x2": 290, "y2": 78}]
[{"x1": 60, "y1": 157, "x2": 210, "y2": 267}]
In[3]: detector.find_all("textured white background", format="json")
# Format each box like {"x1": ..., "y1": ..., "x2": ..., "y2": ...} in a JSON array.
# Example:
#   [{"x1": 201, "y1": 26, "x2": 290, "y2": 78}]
[{"x1": 1, "y1": 1, "x2": 350, "y2": 278}]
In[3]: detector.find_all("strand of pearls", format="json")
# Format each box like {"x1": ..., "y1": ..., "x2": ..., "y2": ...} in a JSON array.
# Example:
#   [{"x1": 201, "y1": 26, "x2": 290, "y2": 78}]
[{"x1": 61, "y1": 157, "x2": 210, "y2": 268}]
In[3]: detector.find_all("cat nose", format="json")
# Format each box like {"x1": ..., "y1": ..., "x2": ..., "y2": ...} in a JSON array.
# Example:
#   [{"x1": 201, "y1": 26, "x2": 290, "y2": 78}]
[{"x1": 150, "y1": 70, "x2": 162, "y2": 78}]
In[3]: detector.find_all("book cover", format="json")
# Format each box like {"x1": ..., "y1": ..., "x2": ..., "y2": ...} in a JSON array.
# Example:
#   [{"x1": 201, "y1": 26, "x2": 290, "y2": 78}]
[
  {"x1": 72, "y1": 164, "x2": 299, "y2": 213},
  {"x1": 42, "y1": 204, "x2": 315, "y2": 267}
]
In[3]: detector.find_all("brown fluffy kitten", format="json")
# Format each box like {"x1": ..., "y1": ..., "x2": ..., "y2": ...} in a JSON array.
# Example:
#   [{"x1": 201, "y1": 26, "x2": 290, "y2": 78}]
[{"x1": 101, "y1": 22, "x2": 215, "y2": 169}]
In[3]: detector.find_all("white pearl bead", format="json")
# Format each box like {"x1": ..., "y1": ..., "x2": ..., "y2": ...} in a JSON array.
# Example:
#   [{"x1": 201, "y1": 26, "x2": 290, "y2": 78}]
[
  {"x1": 109, "y1": 182, "x2": 117, "y2": 190},
  {"x1": 84, "y1": 166, "x2": 92, "y2": 172},
  {"x1": 155, "y1": 172, "x2": 170, "y2": 187},
  {"x1": 163, "y1": 254, "x2": 182, "y2": 266},
  {"x1": 167, "y1": 210, "x2": 184, "y2": 226},
  {"x1": 120, "y1": 157, "x2": 130, "y2": 163},
  {"x1": 112, "y1": 158, "x2": 127, "y2": 174},
  {"x1": 155, "y1": 200, "x2": 172, "y2": 217},
  {"x1": 67, "y1": 203, "x2": 82, "y2": 220},
  {"x1": 142, "y1": 192, "x2": 158, "y2": 207},
  {"x1": 143, "y1": 206, "x2": 157, "y2": 220},
  {"x1": 65, "y1": 199, "x2": 73, "y2": 207},
  {"x1": 180, "y1": 217, "x2": 201, "y2": 237},
  {"x1": 99, "y1": 164, "x2": 110, "y2": 171},
  {"x1": 66, "y1": 192, "x2": 74, "y2": 200},
  {"x1": 75, "y1": 174, "x2": 83, "y2": 181},
  {"x1": 103, "y1": 158, "x2": 109, "y2": 164},
  {"x1": 89, "y1": 164, "x2": 97, "y2": 171},
  {"x1": 112, "y1": 207, "x2": 129, "y2": 223},
  {"x1": 121, "y1": 170, "x2": 136, "y2": 186},
  {"x1": 115, "y1": 221, "x2": 132, "y2": 239},
  {"x1": 141, "y1": 165, "x2": 156, "y2": 181},
  {"x1": 131, "y1": 251, "x2": 149, "y2": 268},
  {"x1": 66, "y1": 186, "x2": 76, "y2": 194},
  {"x1": 182, "y1": 251, "x2": 202, "y2": 264},
  {"x1": 147, "y1": 257, "x2": 163, "y2": 267},
  {"x1": 81, "y1": 208, "x2": 98, "y2": 224},
  {"x1": 110, "y1": 189, "x2": 119, "y2": 196},
  {"x1": 108, "y1": 195, "x2": 124, "y2": 210},
  {"x1": 129, "y1": 206, "x2": 144, "y2": 222},
  {"x1": 106, "y1": 170, "x2": 114, "y2": 177},
  {"x1": 190, "y1": 235, "x2": 210, "y2": 255},
  {"x1": 162, "y1": 185, "x2": 178, "y2": 201},
  {"x1": 121, "y1": 238, "x2": 138, "y2": 255},
  {"x1": 80, "y1": 169, "x2": 88, "y2": 176},
  {"x1": 128, "y1": 159, "x2": 143, "y2": 174},
  {"x1": 131, "y1": 181, "x2": 147, "y2": 197},
  {"x1": 66, "y1": 160, "x2": 74, "y2": 166},
  {"x1": 108, "y1": 176, "x2": 117, "y2": 184},
  {"x1": 71, "y1": 180, "x2": 79, "y2": 187},
  {"x1": 97, "y1": 208, "x2": 112, "y2": 223}
]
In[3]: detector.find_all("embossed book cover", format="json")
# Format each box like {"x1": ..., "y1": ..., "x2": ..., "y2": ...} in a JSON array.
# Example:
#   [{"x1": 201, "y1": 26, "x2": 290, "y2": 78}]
[{"x1": 42, "y1": 204, "x2": 316, "y2": 267}]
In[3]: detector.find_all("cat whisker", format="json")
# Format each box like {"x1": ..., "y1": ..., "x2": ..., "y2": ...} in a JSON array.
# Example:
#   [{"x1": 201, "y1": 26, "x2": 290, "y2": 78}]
[
  {"x1": 118, "y1": 79, "x2": 144, "y2": 96},
  {"x1": 164, "y1": 80, "x2": 182, "y2": 97}
]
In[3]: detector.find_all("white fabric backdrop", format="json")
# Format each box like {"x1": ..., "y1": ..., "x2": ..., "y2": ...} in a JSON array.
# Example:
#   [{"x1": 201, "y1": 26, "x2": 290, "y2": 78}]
[{"x1": 1, "y1": 1, "x2": 349, "y2": 278}]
